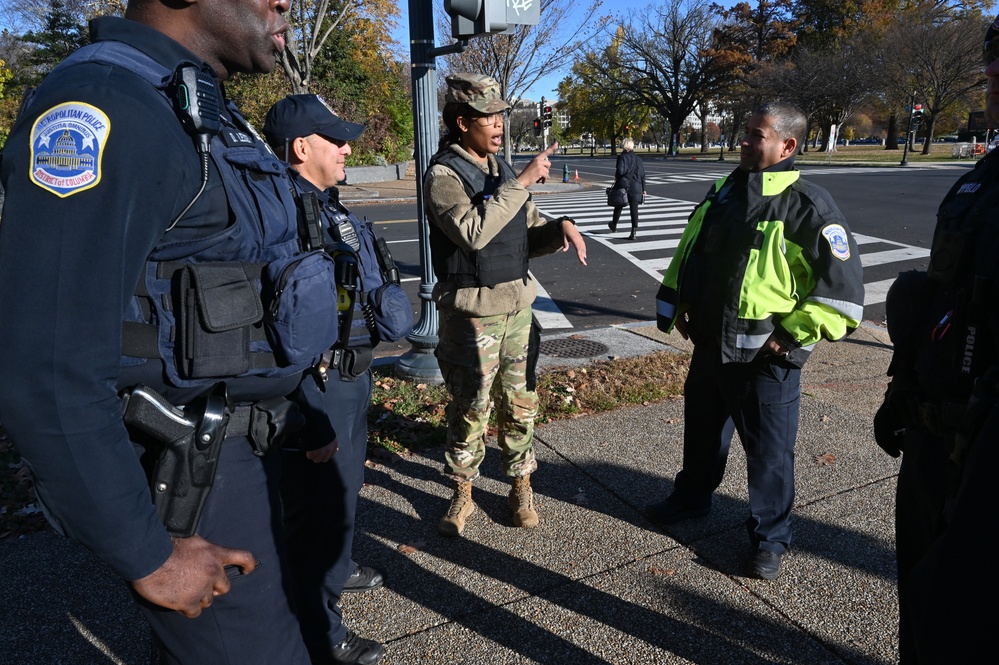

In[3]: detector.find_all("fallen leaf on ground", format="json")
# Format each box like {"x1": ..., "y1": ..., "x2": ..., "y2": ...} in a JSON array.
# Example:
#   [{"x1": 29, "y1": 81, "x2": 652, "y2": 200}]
[
  {"x1": 648, "y1": 565, "x2": 676, "y2": 576},
  {"x1": 814, "y1": 453, "x2": 837, "y2": 466},
  {"x1": 398, "y1": 540, "x2": 427, "y2": 555}
]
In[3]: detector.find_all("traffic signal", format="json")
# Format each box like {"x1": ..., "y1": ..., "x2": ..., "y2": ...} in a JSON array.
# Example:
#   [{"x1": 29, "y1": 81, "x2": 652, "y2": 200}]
[
  {"x1": 533, "y1": 118, "x2": 542, "y2": 137},
  {"x1": 445, "y1": 0, "x2": 508, "y2": 38},
  {"x1": 542, "y1": 105, "x2": 553, "y2": 128},
  {"x1": 912, "y1": 104, "x2": 923, "y2": 126}
]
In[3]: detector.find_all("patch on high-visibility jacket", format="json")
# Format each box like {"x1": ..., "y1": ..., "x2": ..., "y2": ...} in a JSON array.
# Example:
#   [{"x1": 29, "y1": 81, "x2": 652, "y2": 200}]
[
  {"x1": 822, "y1": 224, "x2": 851, "y2": 261},
  {"x1": 29, "y1": 102, "x2": 110, "y2": 198}
]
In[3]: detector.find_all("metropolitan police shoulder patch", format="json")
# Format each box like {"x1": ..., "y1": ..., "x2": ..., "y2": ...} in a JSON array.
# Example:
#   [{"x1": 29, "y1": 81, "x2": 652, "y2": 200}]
[
  {"x1": 29, "y1": 101, "x2": 110, "y2": 198},
  {"x1": 821, "y1": 223, "x2": 851, "y2": 261}
]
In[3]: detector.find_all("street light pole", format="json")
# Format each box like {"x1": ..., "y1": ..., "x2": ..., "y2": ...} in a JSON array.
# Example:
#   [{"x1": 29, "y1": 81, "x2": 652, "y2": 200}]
[
  {"x1": 395, "y1": 0, "x2": 465, "y2": 382},
  {"x1": 718, "y1": 116, "x2": 725, "y2": 161},
  {"x1": 901, "y1": 91, "x2": 915, "y2": 167}
]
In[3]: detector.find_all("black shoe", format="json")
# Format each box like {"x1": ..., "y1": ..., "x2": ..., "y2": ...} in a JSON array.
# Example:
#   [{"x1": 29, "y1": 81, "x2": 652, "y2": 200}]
[
  {"x1": 748, "y1": 549, "x2": 782, "y2": 580},
  {"x1": 608, "y1": 222, "x2": 617, "y2": 232},
  {"x1": 629, "y1": 231, "x2": 637, "y2": 240},
  {"x1": 342, "y1": 565, "x2": 384, "y2": 594},
  {"x1": 644, "y1": 497, "x2": 710, "y2": 525},
  {"x1": 330, "y1": 630, "x2": 385, "y2": 665}
]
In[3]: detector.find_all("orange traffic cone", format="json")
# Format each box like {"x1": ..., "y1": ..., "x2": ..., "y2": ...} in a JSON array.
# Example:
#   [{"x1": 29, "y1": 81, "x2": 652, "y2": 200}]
[{"x1": 574, "y1": 169, "x2": 579, "y2": 180}]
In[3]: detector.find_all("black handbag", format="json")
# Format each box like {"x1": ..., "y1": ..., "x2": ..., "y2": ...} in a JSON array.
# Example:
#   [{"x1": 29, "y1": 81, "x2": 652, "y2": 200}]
[{"x1": 606, "y1": 187, "x2": 628, "y2": 207}]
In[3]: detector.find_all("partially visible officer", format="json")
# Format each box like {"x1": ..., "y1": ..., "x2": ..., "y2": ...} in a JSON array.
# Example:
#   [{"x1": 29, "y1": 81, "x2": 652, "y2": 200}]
[
  {"x1": 650, "y1": 101, "x2": 864, "y2": 580},
  {"x1": 876, "y1": 15, "x2": 999, "y2": 662},
  {"x1": 0, "y1": 1, "x2": 332, "y2": 663},
  {"x1": 263, "y1": 94, "x2": 412, "y2": 665}
]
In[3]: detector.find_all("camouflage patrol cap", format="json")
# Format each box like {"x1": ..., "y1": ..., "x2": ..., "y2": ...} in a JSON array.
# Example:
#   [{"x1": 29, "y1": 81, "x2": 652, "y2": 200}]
[{"x1": 445, "y1": 73, "x2": 511, "y2": 114}]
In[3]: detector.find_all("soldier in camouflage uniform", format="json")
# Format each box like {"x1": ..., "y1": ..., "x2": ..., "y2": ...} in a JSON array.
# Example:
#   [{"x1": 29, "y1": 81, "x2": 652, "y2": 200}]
[{"x1": 424, "y1": 73, "x2": 587, "y2": 536}]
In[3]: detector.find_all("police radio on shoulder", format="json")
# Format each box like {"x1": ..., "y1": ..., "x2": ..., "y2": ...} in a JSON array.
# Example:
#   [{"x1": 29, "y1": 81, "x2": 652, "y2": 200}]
[{"x1": 166, "y1": 65, "x2": 223, "y2": 231}]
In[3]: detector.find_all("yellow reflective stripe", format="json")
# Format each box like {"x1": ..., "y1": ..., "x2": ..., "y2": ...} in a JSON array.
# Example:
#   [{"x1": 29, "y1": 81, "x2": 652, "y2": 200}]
[
  {"x1": 761, "y1": 170, "x2": 799, "y2": 196},
  {"x1": 661, "y1": 176, "x2": 726, "y2": 289}
]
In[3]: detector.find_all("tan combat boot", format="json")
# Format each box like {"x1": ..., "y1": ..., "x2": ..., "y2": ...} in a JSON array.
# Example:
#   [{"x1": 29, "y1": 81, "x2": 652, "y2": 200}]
[
  {"x1": 438, "y1": 481, "x2": 475, "y2": 537},
  {"x1": 509, "y1": 475, "x2": 539, "y2": 528}
]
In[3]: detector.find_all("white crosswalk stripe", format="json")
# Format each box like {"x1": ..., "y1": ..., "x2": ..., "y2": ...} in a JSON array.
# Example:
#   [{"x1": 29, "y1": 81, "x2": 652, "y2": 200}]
[{"x1": 534, "y1": 190, "x2": 929, "y2": 308}]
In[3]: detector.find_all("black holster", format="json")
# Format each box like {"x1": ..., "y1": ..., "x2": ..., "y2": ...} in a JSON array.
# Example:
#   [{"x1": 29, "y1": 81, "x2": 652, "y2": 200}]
[{"x1": 122, "y1": 384, "x2": 228, "y2": 537}]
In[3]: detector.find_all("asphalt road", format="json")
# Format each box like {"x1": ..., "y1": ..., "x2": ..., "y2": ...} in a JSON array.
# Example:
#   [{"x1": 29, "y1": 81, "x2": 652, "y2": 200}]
[{"x1": 350, "y1": 155, "x2": 972, "y2": 334}]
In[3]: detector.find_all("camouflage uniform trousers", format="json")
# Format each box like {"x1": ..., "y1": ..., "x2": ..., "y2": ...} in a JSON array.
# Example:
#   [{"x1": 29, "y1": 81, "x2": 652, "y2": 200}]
[{"x1": 436, "y1": 306, "x2": 539, "y2": 482}]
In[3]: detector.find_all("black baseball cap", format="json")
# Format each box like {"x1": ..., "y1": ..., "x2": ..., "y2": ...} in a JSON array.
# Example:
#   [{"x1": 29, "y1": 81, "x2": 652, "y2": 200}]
[{"x1": 263, "y1": 94, "x2": 365, "y2": 144}]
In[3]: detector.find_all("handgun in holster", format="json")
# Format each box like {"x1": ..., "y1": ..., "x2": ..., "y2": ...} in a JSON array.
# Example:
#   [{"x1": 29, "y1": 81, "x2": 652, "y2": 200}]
[{"x1": 121, "y1": 384, "x2": 229, "y2": 537}]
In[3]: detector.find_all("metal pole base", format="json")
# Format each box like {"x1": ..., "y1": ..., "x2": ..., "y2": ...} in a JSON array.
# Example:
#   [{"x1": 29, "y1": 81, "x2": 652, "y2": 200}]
[{"x1": 394, "y1": 343, "x2": 443, "y2": 383}]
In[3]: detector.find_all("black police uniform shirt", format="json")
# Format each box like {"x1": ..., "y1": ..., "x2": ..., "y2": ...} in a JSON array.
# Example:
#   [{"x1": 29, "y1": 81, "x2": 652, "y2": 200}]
[{"x1": 0, "y1": 17, "x2": 294, "y2": 580}]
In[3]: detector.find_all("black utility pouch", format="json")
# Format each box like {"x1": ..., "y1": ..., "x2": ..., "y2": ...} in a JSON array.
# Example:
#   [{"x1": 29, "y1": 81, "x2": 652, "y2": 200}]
[
  {"x1": 178, "y1": 263, "x2": 263, "y2": 378},
  {"x1": 248, "y1": 397, "x2": 306, "y2": 456},
  {"x1": 338, "y1": 346, "x2": 373, "y2": 380}
]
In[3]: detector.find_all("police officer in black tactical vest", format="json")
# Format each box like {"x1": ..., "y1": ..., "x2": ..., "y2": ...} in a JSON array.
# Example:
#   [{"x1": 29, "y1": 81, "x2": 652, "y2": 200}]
[
  {"x1": 877, "y1": 14, "x2": 999, "y2": 663},
  {"x1": 0, "y1": 1, "x2": 333, "y2": 663},
  {"x1": 263, "y1": 94, "x2": 413, "y2": 665}
]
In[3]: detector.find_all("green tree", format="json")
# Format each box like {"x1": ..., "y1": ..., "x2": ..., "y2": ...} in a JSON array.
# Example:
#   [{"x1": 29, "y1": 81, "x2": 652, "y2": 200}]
[
  {"x1": 231, "y1": 0, "x2": 413, "y2": 165},
  {"x1": 438, "y1": 0, "x2": 610, "y2": 159},
  {"x1": 308, "y1": 10, "x2": 413, "y2": 164},
  {"x1": 19, "y1": 0, "x2": 89, "y2": 85},
  {"x1": 0, "y1": 58, "x2": 15, "y2": 146},
  {"x1": 557, "y1": 26, "x2": 638, "y2": 154},
  {"x1": 608, "y1": 0, "x2": 728, "y2": 155},
  {"x1": 278, "y1": 0, "x2": 399, "y2": 94}
]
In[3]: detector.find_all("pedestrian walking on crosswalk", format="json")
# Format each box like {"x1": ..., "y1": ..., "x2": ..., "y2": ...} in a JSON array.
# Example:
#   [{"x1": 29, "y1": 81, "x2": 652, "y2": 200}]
[{"x1": 608, "y1": 138, "x2": 646, "y2": 240}]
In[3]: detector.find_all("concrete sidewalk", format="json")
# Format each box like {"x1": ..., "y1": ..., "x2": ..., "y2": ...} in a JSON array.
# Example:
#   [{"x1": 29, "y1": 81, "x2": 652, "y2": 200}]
[{"x1": 0, "y1": 321, "x2": 900, "y2": 664}]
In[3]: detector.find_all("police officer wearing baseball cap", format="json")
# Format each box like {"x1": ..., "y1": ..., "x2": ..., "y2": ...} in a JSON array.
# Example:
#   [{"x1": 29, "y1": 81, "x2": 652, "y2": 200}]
[
  {"x1": 264, "y1": 94, "x2": 410, "y2": 665},
  {"x1": 264, "y1": 94, "x2": 365, "y2": 158},
  {"x1": 880, "y1": 13, "x2": 999, "y2": 663}
]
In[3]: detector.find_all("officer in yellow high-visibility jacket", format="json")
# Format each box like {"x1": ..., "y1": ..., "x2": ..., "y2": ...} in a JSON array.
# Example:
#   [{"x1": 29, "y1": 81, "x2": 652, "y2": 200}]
[{"x1": 649, "y1": 101, "x2": 864, "y2": 581}]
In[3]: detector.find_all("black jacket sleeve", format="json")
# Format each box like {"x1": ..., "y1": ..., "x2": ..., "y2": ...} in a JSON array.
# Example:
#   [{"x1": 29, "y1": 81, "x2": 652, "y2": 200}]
[{"x1": 0, "y1": 61, "x2": 200, "y2": 579}]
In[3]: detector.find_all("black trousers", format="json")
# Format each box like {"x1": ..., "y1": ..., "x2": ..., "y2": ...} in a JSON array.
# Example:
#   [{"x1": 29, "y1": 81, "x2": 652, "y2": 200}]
[
  {"x1": 896, "y1": 413, "x2": 999, "y2": 663},
  {"x1": 138, "y1": 439, "x2": 311, "y2": 665},
  {"x1": 282, "y1": 369, "x2": 373, "y2": 658},
  {"x1": 673, "y1": 344, "x2": 800, "y2": 553},
  {"x1": 611, "y1": 200, "x2": 640, "y2": 231}
]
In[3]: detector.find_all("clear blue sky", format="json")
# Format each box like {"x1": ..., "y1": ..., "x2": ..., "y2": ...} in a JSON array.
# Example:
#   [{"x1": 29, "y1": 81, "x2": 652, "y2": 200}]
[{"x1": 391, "y1": 0, "x2": 740, "y2": 102}]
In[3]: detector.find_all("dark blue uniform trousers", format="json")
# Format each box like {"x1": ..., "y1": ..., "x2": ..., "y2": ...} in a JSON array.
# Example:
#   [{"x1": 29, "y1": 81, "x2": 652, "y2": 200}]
[
  {"x1": 282, "y1": 368, "x2": 373, "y2": 657},
  {"x1": 136, "y1": 438, "x2": 311, "y2": 665},
  {"x1": 674, "y1": 343, "x2": 800, "y2": 554},
  {"x1": 903, "y1": 409, "x2": 999, "y2": 663}
]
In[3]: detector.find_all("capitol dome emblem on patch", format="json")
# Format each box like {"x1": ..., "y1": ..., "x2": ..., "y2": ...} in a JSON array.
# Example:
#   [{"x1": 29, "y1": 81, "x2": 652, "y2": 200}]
[
  {"x1": 29, "y1": 102, "x2": 110, "y2": 198},
  {"x1": 822, "y1": 224, "x2": 851, "y2": 261}
]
